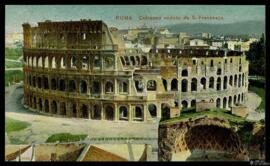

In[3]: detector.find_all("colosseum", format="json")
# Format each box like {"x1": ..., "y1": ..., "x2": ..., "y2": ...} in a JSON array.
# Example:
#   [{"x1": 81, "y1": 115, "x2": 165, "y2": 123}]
[{"x1": 22, "y1": 19, "x2": 249, "y2": 123}]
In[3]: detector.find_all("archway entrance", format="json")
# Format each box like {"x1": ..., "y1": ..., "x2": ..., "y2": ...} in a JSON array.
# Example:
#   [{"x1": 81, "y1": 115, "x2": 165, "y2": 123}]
[{"x1": 161, "y1": 103, "x2": 170, "y2": 120}]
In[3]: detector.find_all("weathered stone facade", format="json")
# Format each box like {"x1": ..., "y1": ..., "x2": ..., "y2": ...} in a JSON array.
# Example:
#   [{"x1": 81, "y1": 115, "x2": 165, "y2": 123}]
[{"x1": 22, "y1": 20, "x2": 249, "y2": 123}]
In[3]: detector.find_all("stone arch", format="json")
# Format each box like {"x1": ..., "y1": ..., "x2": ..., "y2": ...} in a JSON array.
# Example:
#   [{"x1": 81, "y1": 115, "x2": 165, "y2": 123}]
[
  {"x1": 181, "y1": 69, "x2": 188, "y2": 77},
  {"x1": 134, "y1": 105, "x2": 143, "y2": 121},
  {"x1": 69, "y1": 80, "x2": 76, "y2": 92},
  {"x1": 38, "y1": 56, "x2": 43, "y2": 67},
  {"x1": 216, "y1": 77, "x2": 221, "y2": 91},
  {"x1": 191, "y1": 78, "x2": 197, "y2": 91},
  {"x1": 60, "y1": 102, "x2": 66, "y2": 116},
  {"x1": 37, "y1": 77, "x2": 42, "y2": 88},
  {"x1": 71, "y1": 103, "x2": 77, "y2": 118},
  {"x1": 51, "y1": 78, "x2": 57, "y2": 90},
  {"x1": 124, "y1": 56, "x2": 130, "y2": 65},
  {"x1": 182, "y1": 79, "x2": 188, "y2": 92},
  {"x1": 32, "y1": 76, "x2": 36, "y2": 87},
  {"x1": 119, "y1": 106, "x2": 128, "y2": 121},
  {"x1": 28, "y1": 56, "x2": 32, "y2": 66},
  {"x1": 209, "y1": 77, "x2": 214, "y2": 89},
  {"x1": 51, "y1": 56, "x2": 56, "y2": 69},
  {"x1": 229, "y1": 75, "x2": 233, "y2": 86},
  {"x1": 92, "y1": 104, "x2": 101, "y2": 120},
  {"x1": 148, "y1": 104, "x2": 157, "y2": 118},
  {"x1": 182, "y1": 100, "x2": 188, "y2": 110},
  {"x1": 229, "y1": 96, "x2": 232, "y2": 108},
  {"x1": 43, "y1": 76, "x2": 49, "y2": 89},
  {"x1": 135, "y1": 80, "x2": 144, "y2": 92},
  {"x1": 217, "y1": 68, "x2": 222, "y2": 75},
  {"x1": 216, "y1": 98, "x2": 221, "y2": 108},
  {"x1": 119, "y1": 81, "x2": 128, "y2": 93},
  {"x1": 234, "y1": 95, "x2": 237, "y2": 105},
  {"x1": 44, "y1": 56, "x2": 49, "y2": 68},
  {"x1": 60, "y1": 57, "x2": 66, "y2": 69},
  {"x1": 104, "y1": 105, "x2": 114, "y2": 121},
  {"x1": 33, "y1": 56, "x2": 36, "y2": 67},
  {"x1": 44, "y1": 99, "x2": 49, "y2": 113},
  {"x1": 238, "y1": 94, "x2": 241, "y2": 103},
  {"x1": 171, "y1": 78, "x2": 178, "y2": 91},
  {"x1": 93, "y1": 81, "x2": 100, "y2": 94},
  {"x1": 223, "y1": 97, "x2": 227, "y2": 109},
  {"x1": 136, "y1": 56, "x2": 140, "y2": 65},
  {"x1": 162, "y1": 78, "x2": 167, "y2": 91},
  {"x1": 238, "y1": 74, "x2": 242, "y2": 87},
  {"x1": 38, "y1": 98, "x2": 43, "y2": 111},
  {"x1": 130, "y1": 56, "x2": 136, "y2": 66},
  {"x1": 147, "y1": 80, "x2": 156, "y2": 91},
  {"x1": 105, "y1": 81, "x2": 114, "y2": 93},
  {"x1": 51, "y1": 100, "x2": 57, "y2": 114},
  {"x1": 234, "y1": 75, "x2": 237, "y2": 87},
  {"x1": 81, "y1": 55, "x2": 89, "y2": 70},
  {"x1": 59, "y1": 79, "x2": 66, "y2": 91},
  {"x1": 242, "y1": 74, "x2": 245, "y2": 86},
  {"x1": 33, "y1": 96, "x2": 37, "y2": 109},
  {"x1": 71, "y1": 56, "x2": 77, "y2": 68},
  {"x1": 223, "y1": 76, "x2": 228, "y2": 90},
  {"x1": 141, "y1": 56, "x2": 147, "y2": 65},
  {"x1": 93, "y1": 55, "x2": 101, "y2": 68},
  {"x1": 80, "y1": 80, "x2": 88, "y2": 94},
  {"x1": 161, "y1": 103, "x2": 170, "y2": 120},
  {"x1": 120, "y1": 57, "x2": 125, "y2": 66},
  {"x1": 200, "y1": 77, "x2": 206, "y2": 90},
  {"x1": 191, "y1": 100, "x2": 196, "y2": 108},
  {"x1": 80, "y1": 104, "x2": 89, "y2": 119}
]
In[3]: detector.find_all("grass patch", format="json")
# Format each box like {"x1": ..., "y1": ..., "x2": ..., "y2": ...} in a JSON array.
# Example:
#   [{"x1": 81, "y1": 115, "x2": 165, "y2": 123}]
[
  {"x1": 46, "y1": 133, "x2": 87, "y2": 143},
  {"x1": 5, "y1": 60, "x2": 22, "y2": 68},
  {"x1": 5, "y1": 70, "x2": 23, "y2": 86},
  {"x1": 5, "y1": 48, "x2": 22, "y2": 60},
  {"x1": 249, "y1": 85, "x2": 265, "y2": 112},
  {"x1": 5, "y1": 117, "x2": 31, "y2": 134},
  {"x1": 160, "y1": 109, "x2": 246, "y2": 125},
  {"x1": 9, "y1": 138, "x2": 28, "y2": 145}
]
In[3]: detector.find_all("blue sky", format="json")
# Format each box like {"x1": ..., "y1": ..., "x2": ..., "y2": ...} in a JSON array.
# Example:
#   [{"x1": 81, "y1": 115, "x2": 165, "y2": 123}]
[{"x1": 5, "y1": 5, "x2": 265, "y2": 34}]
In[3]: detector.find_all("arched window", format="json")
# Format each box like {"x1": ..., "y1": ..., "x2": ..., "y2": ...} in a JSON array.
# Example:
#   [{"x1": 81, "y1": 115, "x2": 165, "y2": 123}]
[
  {"x1": 51, "y1": 57, "x2": 56, "y2": 68},
  {"x1": 223, "y1": 76, "x2": 227, "y2": 90},
  {"x1": 92, "y1": 104, "x2": 101, "y2": 120},
  {"x1": 134, "y1": 106, "x2": 143, "y2": 121},
  {"x1": 238, "y1": 94, "x2": 241, "y2": 103},
  {"x1": 217, "y1": 68, "x2": 222, "y2": 75},
  {"x1": 80, "y1": 80, "x2": 88, "y2": 94},
  {"x1": 37, "y1": 77, "x2": 42, "y2": 88},
  {"x1": 161, "y1": 103, "x2": 170, "y2": 120},
  {"x1": 242, "y1": 74, "x2": 245, "y2": 86},
  {"x1": 162, "y1": 79, "x2": 167, "y2": 91},
  {"x1": 216, "y1": 77, "x2": 221, "y2": 91},
  {"x1": 223, "y1": 97, "x2": 227, "y2": 109},
  {"x1": 72, "y1": 103, "x2": 77, "y2": 117},
  {"x1": 51, "y1": 78, "x2": 57, "y2": 90},
  {"x1": 59, "y1": 79, "x2": 65, "y2": 91},
  {"x1": 141, "y1": 56, "x2": 147, "y2": 65},
  {"x1": 71, "y1": 56, "x2": 77, "y2": 68},
  {"x1": 147, "y1": 80, "x2": 156, "y2": 91},
  {"x1": 33, "y1": 57, "x2": 36, "y2": 67},
  {"x1": 238, "y1": 74, "x2": 241, "y2": 87},
  {"x1": 105, "y1": 81, "x2": 114, "y2": 93},
  {"x1": 136, "y1": 56, "x2": 140, "y2": 65},
  {"x1": 200, "y1": 78, "x2": 206, "y2": 90},
  {"x1": 60, "y1": 57, "x2": 66, "y2": 69},
  {"x1": 120, "y1": 57, "x2": 125, "y2": 66},
  {"x1": 191, "y1": 100, "x2": 196, "y2": 108},
  {"x1": 135, "y1": 80, "x2": 144, "y2": 92},
  {"x1": 130, "y1": 56, "x2": 135, "y2": 66},
  {"x1": 119, "y1": 81, "x2": 128, "y2": 93},
  {"x1": 241, "y1": 93, "x2": 244, "y2": 102},
  {"x1": 93, "y1": 81, "x2": 100, "y2": 94},
  {"x1": 182, "y1": 79, "x2": 188, "y2": 92},
  {"x1": 28, "y1": 57, "x2": 32, "y2": 66},
  {"x1": 181, "y1": 100, "x2": 188, "y2": 109},
  {"x1": 181, "y1": 69, "x2": 188, "y2": 77},
  {"x1": 38, "y1": 98, "x2": 43, "y2": 111},
  {"x1": 216, "y1": 98, "x2": 221, "y2": 108},
  {"x1": 229, "y1": 75, "x2": 233, "y2": 86},
  {"x1": 44, "y1": 100, "x2": 49, "y2": 113},
  {"x1": 44, "y1": 56, "x2": 49, "y2": 68},
  {"x1": 94, "y1": 56, "x2": 100, "y2": 67},
  {"x1": 119, "y1": 106, "x2": 128, "y2": 121},
  {"x1": 209, "y1": 77, "x2": 214, "y2": 89},
  {"x1": 234, "y1": 95, "x2": 237, "y2": 105},
  {"x1": 69, "y1": 80, "x2": 76, "y2": 92},
  {"x1": 191, "y1": 78, "x2": 197, "y2": 91},
  {"x1": 43, "y1": 77, "x2": 49, "y2": 89},
  {"x1": 38, "y1": 56, "x2": 43, "y2": 67},
  {"x1": 80, "y1": 104, "x2": 88, "y2": 119},
  {"x1": 148, "y1": 104, "x2": 157, "y2": 118},
  {"x1": 210, "y1": 59, "x2": 213, "y2": 67},
  {"x1": 81, "y1": 55, "x2": 89, "y2": 70},
  {"x1": 234, "y1": 75, "x2": 237, "y2": 87},
  {"x1": 104, "y1": 105, "x2": 114, "y2": 121},
  {"x1": 32, "y1": 76, "x2": 35, "y2": 87},
  {"x1": 228, "y1": 96, "x2": 232, "y2": 107},
  {"x1": 60, "y1": 102, "x2": 66, "y2": 116},
  {"x1": 51, "y1": 100, "x2": 57, "y2": 114},
  {"x1": 171, "y1": 79, "x2": 178, "y2": 91}
]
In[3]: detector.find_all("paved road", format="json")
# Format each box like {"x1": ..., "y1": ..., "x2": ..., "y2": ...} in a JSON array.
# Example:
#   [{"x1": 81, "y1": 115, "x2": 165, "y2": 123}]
[{"x1": 5, "y1": 84, "x2": 159, "y2": 145}]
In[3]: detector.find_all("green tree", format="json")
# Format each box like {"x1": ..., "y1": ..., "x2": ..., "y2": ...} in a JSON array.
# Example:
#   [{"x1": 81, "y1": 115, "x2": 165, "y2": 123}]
[{"x1": 247, "y1": 33, "x2": 266, "y2": 77}]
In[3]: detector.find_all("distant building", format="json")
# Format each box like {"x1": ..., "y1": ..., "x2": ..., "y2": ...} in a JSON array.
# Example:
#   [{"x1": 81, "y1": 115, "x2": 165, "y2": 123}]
[
  {"x1": 190, "y1": 39, "x2": 208, "y2": 47},
  {"x1": 201, "y1": 32, "x2": 212, "y2": 39}
]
